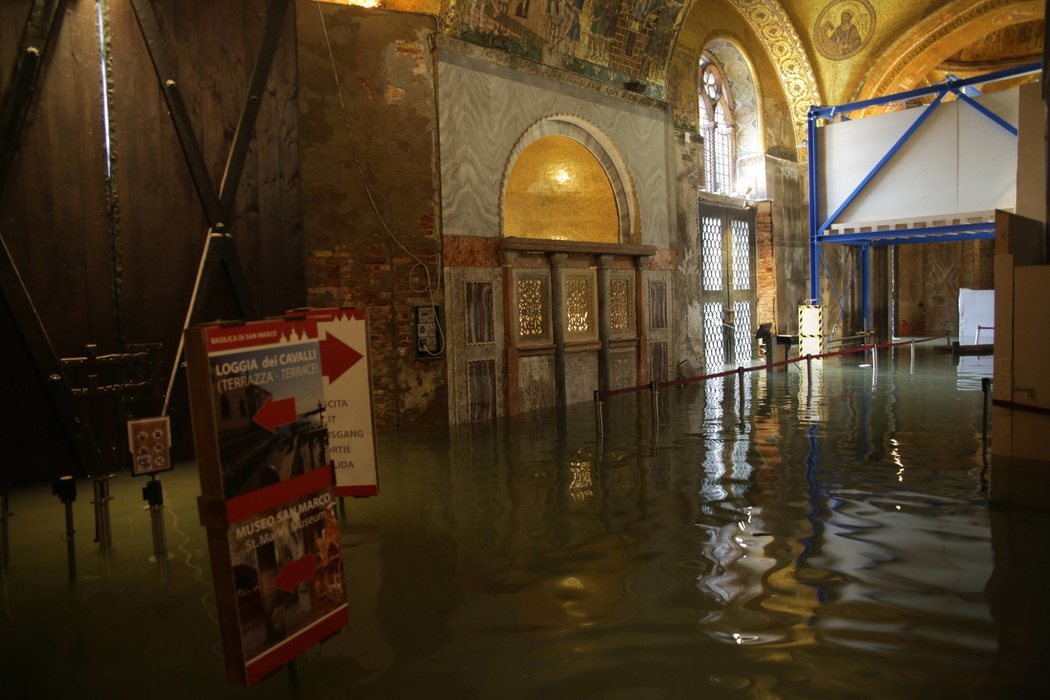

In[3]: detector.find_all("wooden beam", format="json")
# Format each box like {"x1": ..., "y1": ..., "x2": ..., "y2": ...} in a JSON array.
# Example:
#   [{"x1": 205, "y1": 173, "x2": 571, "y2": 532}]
[
  {"x1": 0, "y1": 236, "x2": 104, "y2": 476},
  {"x1": 128, "y1": 0, "x2": 224, "y2": 228},
  {"x1": 0, "y1": 0, "x2": 106, "y2": 478},
  {"x1": 218, "y1": 0, "x2": 290, "y2": 223},
  {"x1": 0, "y1": 0, "x2": 63, "y2": 196}
]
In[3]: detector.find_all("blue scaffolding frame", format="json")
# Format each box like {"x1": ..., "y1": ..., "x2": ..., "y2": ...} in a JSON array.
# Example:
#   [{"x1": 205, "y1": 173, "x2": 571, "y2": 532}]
[{"x1": 807, "y1": 62, "x2": 1041, "y2": 333}]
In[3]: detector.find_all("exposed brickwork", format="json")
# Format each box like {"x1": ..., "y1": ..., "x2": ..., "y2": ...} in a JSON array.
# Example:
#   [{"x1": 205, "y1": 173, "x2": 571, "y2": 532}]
[
  {"x1": 299, "y1": 9, "x2": 447, "y2": 431},
  {"x1": 755, "y1": 200, "x2": 776, "y2": 332},
  {"x1": 444, "y1": 235, "x2": 501, "y2": 267}
]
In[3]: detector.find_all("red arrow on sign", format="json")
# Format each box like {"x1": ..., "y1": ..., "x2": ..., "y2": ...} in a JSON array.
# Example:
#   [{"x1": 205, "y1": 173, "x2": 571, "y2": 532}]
[
  {"x1": 273, "y1": 555, "x2": 315, "y2": 592},
  {"x1": 320, "y1": 333, "x2": 363, "y2": 384},
  {"x1": 252, "y1": 396, "x2": 297, "y2": 433}
]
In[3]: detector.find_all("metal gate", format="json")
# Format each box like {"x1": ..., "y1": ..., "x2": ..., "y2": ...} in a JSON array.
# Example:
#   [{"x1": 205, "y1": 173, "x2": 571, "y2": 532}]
[{"x1": 699, "y1": 202, "x2": 757, "y2": 369}]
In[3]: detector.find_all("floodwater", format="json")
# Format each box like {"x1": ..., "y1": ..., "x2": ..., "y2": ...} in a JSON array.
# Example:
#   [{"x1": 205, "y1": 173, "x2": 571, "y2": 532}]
[{"x1": 2, "y1": 346, "x2": 1049, "y2": 698}]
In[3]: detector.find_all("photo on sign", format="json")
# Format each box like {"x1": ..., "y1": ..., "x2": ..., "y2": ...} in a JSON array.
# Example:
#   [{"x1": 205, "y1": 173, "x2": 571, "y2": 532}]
[
  {"x1": 228, "y1": 489, "x2": 345, "y2": 661},
  {"x1": 211, "y1": 343, "x2": 327, "y2": 498}
]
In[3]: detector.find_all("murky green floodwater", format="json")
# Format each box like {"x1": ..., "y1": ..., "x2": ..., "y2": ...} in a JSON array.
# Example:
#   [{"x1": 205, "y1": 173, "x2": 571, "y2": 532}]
[{"x1": 2, "y1": 347, "x2": 1048, "y2": 698}]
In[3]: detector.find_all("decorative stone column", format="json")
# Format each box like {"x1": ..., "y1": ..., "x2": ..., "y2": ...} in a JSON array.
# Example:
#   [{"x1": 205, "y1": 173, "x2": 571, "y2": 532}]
[
  {"x1": 597, "y1": 254, "x2": 613, "y2": 393},
  {"x1": 501, "y1": 250, "x2": 520, "y2": 416},
  {"x1": 550, "y1": 253, "x2": 568, "y2": 407},
  {"x1": 636, "y1": 255, "x2": 651, "y2": 383}
]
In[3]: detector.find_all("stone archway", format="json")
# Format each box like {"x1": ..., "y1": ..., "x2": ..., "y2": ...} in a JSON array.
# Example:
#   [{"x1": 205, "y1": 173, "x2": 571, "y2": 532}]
[{"x1": 500, "y1": 115, "x2": 639, "y2": 244}]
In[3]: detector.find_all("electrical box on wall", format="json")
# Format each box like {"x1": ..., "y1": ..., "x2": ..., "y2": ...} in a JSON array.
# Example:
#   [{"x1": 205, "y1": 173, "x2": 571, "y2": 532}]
[{"x1": 414, "y1": 305, "x2": 444, "y2": 359}]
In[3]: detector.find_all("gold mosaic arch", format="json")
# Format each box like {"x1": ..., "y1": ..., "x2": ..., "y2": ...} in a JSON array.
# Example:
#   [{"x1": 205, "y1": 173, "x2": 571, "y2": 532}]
[
  {"x1": 727, "y1": 0, "x2": 822, "y2": 158},
  {"x1": 850, "y1": 0, "x2": 1043, "y2": 103},
  {"x1": 499, "y1": 115, "x2": 640, "y2": 244}
]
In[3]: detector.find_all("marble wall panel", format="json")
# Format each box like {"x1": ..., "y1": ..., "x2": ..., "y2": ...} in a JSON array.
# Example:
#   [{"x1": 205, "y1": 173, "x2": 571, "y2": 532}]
[
  {"x1": 438, "y1": 48, "x2": 672, "y2": 247},
  {"x1": 519, "y1": 354, "x2": 556, "y2": 413},
  {"x1": 565, "y1": 351, "x2": 599, "y2": 406}
]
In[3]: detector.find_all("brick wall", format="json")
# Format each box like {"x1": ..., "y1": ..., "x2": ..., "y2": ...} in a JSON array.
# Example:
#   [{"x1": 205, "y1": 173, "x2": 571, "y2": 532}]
[{"x1": 298, "y1": 5, "x2": 447, "y2": 430}]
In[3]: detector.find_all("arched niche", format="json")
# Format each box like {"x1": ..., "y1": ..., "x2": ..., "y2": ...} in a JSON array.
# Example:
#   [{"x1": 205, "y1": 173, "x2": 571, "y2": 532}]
[{"x1": 501, "y1": 116, "x2": 638, "y2": 245}]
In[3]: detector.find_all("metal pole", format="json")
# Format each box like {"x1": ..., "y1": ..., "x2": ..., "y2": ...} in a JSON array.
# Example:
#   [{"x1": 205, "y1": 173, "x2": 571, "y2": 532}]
[
  {"x1": 806, "y1": 354, "x2": 812, "y2": 383},
  {"x1": 52, "y1": 476, "x2": 77, "y2": 580},
  {"x1": 649, "y1": 381, "x2": 659, "y2": 428},
  {"x1": 0, "y1": 492, "x2": 9, "y2": 570},
  {"x1": 910, "y1": 339, "x2": 915, "y2": 373},
  {"x1": 150, "y1": 504, "x2": 167, "y2": 561},
  {"x1": 92, "y1": 476, "x2": 113, "y2": 550},
  {"x1": 64, "y1": 500, "x2": 76, "y2": 580},
  {"x1": 593, "y1": 390, "x2": 604, "y2": 438},
  {"x1": 142, "y1": 478, "x2": 168, "y2": 562},
  {"x1": 808, "y1": 109, "x2": 821, "y2": 302},
  {"x1": 861, "y1": 245, "x2": 872, "y2": 334},
  {"x1": 981, "y1": 377, "x2": 991, "y2": 455}
]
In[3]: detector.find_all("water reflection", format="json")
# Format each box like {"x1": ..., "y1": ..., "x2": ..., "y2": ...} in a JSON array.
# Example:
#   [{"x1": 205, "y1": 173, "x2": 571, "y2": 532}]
[
  {"x1": 956, "y1": 354, "x2": 993, "y2": 391},
  {"x1": 2, "y1": 352, "x2": 1048, "y2": 696}
]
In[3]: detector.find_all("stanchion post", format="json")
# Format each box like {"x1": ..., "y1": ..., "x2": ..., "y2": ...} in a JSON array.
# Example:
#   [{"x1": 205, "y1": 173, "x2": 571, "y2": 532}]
[
  {"x1": 806, "y1": 354, "x2": 812, "y2": 383},
  {"x1": 981, "y1": 377, "x2": 990, "y2": 453},
  {"x1": 0, "y1": 491, "x2": 10, "y2": 570},
  {"x1": 910, "y1": 340, "x2": 916, "y2": 373},
  {"x1": 594, "y1": 390, "x2": 604, "y2": 438},
  {"x1": 142, "y1": 478, "x2": 168, "y2": 562},
  {"x1": 92, "y1": 475, "x2": 114, "y2": 550},
  {"x1": 52, "y1": 476, "x2": 77, "y2": 580},
  {"x1": 649, "y1": 381, "x2": 659, "y2": 427}
]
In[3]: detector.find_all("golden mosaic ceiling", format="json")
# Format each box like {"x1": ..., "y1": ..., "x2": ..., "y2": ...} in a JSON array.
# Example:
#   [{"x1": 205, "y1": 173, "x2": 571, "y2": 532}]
[{"x1": 410, "y1": 0, "x2": 1042, "y2": 135}]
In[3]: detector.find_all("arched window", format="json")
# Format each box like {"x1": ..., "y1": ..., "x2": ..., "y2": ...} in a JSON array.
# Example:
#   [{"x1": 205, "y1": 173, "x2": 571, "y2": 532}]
[{"x1": 699, "y1": 53, "x2": 735, "y2": 195}]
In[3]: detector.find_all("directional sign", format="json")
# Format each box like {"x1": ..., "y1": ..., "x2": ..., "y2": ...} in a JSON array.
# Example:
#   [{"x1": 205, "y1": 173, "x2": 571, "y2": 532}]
[
  {"x1": 273, "y1": 555, "x2": 316, "y2": 592},
  {"x1": 252, "y1": 396, "x2": 297, "y2": 433},
  {"x1": 185, "y1": 318, "x2": 348, "y2": 686},
  {"x1": 320, "y1": 333, "x2": 362, "y2": 383},
  {"x1": 293, "y1": 308, "x2": 380, "y2": 498}
]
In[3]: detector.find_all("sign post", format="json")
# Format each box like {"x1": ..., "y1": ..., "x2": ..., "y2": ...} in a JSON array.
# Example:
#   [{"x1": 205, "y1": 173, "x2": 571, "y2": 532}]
[{"x1": 185, "y1": 318, "x2": 349, "y2": 686}]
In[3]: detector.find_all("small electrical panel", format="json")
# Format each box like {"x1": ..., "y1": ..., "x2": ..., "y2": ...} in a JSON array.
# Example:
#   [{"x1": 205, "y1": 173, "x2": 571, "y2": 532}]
[{"x1": 414, "y1": 305, "x2": 444, "y2": 359}]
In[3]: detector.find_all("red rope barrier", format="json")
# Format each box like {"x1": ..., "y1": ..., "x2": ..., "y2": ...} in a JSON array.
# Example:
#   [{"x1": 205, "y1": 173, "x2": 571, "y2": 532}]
[{"x1": 594, "y1": 331, "x2": 948, "y2": 399}]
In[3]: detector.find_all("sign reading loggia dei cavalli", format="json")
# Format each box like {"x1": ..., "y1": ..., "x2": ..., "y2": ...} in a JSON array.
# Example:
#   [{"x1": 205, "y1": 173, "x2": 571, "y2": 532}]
[{"x1": 184, "y1": 308, "x2": 378, "y2": 685}]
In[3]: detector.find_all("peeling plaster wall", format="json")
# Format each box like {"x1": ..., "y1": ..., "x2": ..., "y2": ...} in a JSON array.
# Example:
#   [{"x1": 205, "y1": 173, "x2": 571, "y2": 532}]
[
  {"x1": 671, "y1": 130, "x2": 706, "y2": 367},
  {"x1": 297, "y1": 3, "x2": 447, "y2": 429}
]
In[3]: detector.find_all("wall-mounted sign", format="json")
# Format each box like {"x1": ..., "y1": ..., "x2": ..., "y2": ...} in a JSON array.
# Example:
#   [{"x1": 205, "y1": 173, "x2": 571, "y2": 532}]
[
  {"x1": 291, "y1": 307, "x2": 379, "y2": 497},
  {"x1": 185, "y1": 318, "x2": 348, "y2": 686},
  {"x1": 127, "y1": 416, "x2": 172, "y2": 476}
]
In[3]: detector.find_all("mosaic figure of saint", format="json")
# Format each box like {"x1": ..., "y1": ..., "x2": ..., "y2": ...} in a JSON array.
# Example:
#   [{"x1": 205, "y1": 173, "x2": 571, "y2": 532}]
[
  {"x1": 824, "y1": 10, "x2": 861, "y2": 55},
  {"x1": 814, "y1": 0, "x2": 875, "y2": 61}
]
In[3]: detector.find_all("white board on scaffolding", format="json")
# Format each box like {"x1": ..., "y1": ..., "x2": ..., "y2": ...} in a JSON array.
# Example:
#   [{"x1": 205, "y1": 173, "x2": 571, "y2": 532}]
[{"x1": 818, "y1": 86, "x2": 1025, "y2": 228}]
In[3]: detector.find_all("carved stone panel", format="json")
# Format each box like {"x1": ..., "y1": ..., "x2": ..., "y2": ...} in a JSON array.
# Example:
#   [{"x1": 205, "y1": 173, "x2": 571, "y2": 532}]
[
  {"x1": 519, "y1": 354, "x2": 556, "y2": 413},
  {"x1": 565, "y1": 351, "x2": 598, "y2": 405}
]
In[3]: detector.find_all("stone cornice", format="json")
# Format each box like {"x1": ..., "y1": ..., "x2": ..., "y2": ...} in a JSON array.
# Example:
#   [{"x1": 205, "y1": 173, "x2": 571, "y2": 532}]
[
  {"x1": 434, "y1": 35, "x2": 669, "y2": 111},
  {"x1": 499, "y1": 236, "x2": 658, "y2": 259}
]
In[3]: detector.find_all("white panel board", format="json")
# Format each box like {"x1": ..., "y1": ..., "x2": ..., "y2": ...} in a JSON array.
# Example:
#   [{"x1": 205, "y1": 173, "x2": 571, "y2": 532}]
[
  {"x1": 959, "y1": 288, "x2": 995, "y2": 345},
  {"x1": 959, "y1": 90, "x2": 1019, "y2": 211},
  {"x1": 820, "y1": 101, "x2": 958, "y2": 224},
  {"x1": 818, "y1": 87, "x2": 1022, "y2": 229}
]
